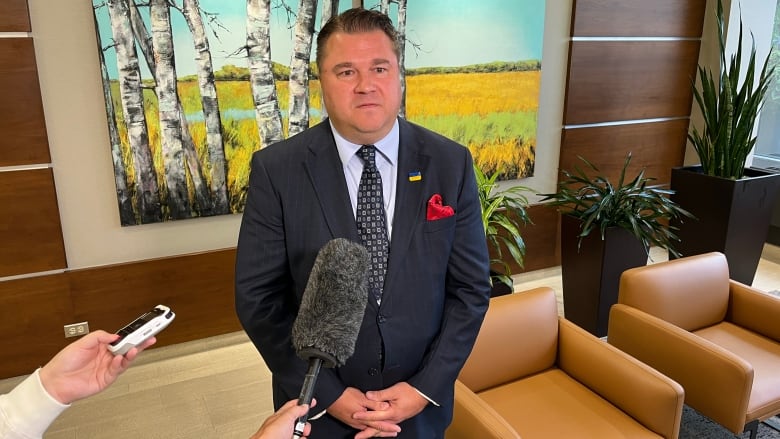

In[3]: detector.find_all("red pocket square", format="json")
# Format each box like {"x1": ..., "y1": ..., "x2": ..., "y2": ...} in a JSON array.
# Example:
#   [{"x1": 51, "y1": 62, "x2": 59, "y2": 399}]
[{"x1": 427, "y1": 194, "x2": 455, "y2": 221}]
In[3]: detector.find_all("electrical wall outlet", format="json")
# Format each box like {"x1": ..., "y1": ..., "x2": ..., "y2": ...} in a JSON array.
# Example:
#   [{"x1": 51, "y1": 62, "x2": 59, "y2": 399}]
[{"x1": 64, "y1": 322, "x2": 89, "y2": 338}]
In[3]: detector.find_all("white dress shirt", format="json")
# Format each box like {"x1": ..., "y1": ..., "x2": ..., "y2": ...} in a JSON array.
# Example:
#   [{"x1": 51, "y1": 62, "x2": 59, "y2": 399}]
[{"x1": 330, "y1": 120, "x2": 399, "y2": 241}]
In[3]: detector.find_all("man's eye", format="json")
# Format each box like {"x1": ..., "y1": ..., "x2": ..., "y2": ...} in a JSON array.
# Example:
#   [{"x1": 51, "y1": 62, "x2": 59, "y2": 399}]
[
  {"x1": 336, "y1": 70, "x2": 354, "y2": 77},
  {"x1": 374, "y1": 67, "x2": 387, "y2": 73}
]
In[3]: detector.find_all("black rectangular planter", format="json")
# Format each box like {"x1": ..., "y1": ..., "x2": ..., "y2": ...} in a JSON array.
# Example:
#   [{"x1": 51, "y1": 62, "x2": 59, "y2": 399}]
[
  {"x1": 670, "y1": 166, "x2": 780, "y2": 285},
  {"x1": 560, "y1": 214, "x2": 648, "y2": 337}
]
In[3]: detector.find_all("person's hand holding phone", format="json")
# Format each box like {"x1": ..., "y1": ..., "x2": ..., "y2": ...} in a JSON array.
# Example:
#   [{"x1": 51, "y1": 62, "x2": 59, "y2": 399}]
[{"x1": 40, "y1": 330, "x2": 156, "y2": 404}]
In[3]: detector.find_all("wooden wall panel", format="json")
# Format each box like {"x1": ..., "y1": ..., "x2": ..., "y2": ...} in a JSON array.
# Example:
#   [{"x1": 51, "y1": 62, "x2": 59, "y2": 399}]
[
  {"x1": 0, "y1": 274, "x2": 72, "y2": 378},
  {"x1": 0, "y1": 38, "x2": 50, "y2": 166},
  {"x1": 518, "y1": 204, "x2": 561, "y2": 272},
  {"x1": 571, "y1": 0, "x2": 706, "y2": 37},
  {"x1": 68, "y1": 249, "x2": 241, "y2": 350},
  {"x1": 0, "y1": 0, "x2": 31, "y2": 32},
  {"x1": 560, "y1": 120, "x2": 689, "y2": 186},
  {"x1": 489, "y1": 204, "x2": 561, "y2": 276},
  {"x1": 0, "y1": 169, "x2": 66, "y2": 277},
  {"x1": 564, "y1": 41, "x2": 700, "y2": 125}
]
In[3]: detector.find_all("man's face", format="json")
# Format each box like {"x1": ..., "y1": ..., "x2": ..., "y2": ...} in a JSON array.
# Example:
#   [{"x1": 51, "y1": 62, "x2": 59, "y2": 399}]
[{"x1": 319, "y1": 30, "x2": 402, "y2": 145}]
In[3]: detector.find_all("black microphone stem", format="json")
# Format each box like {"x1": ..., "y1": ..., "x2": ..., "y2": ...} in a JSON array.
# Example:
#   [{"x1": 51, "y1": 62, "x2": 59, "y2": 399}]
[{"x1": 293, "y1": 357, "x2": 322, "y2": 438}]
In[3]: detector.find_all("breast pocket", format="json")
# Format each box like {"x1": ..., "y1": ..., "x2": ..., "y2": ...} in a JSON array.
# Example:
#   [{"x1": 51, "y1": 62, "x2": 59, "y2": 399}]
[{"x1": 423, "y1": 215, "x2": 456, "y2": 233}]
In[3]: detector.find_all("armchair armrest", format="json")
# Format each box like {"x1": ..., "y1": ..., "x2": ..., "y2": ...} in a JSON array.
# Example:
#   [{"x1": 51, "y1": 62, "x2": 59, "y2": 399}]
[
  {"x1": 608, "y1": 304, "x2": 753, "y2": 434},
  {"x1": 446, "y1": 380, "x2": 521, "y2": 439},
  {"x1": 558, "y1": 318, "x2": 683, "y2": 439},
  {"x1": 728, "y1": 281, "x2": 780, "y2": 342}
]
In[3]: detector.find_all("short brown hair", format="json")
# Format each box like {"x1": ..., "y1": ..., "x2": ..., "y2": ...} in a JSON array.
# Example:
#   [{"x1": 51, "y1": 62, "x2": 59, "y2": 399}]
[{"x1": 316, "y1": 8, "x2": 400, "y2": 68}]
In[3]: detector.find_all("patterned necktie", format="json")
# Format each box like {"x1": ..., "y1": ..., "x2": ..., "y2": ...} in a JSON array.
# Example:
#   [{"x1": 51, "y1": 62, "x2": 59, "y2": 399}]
[{"x1": 356, "y1": 145, "x2": 389, "y2": 304}]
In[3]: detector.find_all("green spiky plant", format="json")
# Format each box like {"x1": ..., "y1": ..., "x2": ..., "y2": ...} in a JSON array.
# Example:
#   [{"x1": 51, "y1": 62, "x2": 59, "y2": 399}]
[
  {"x1": 474, "y1": 163, "x2": 533, "y2": 289},
  {"x1": 540, "y1": 154, "x2": 694, "y2": 257},
  {"x1": 688, "y1": 0, "x2": 775, "y2": 179}
]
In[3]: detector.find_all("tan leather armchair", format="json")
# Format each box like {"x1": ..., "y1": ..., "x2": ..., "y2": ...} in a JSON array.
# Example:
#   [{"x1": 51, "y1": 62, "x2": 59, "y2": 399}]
[
  {"x1": 608, "y1": 252, "x2": 780, "y2": 439},
  {"x1": 446, "y1": 287, "x2": 683, "y2": 439}
]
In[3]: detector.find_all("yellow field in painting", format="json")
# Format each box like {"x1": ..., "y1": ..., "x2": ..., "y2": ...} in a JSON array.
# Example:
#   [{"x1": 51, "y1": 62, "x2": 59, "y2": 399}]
[
  {"x1": 111, "y1": 70, "x2": 539, "y2": 212},
  {"x1": 406, "y1": 71, "x2": 539, "y2": 179}
]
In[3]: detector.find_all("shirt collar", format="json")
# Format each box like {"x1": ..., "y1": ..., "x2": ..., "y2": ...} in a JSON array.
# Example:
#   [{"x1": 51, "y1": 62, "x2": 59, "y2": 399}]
[{"x1": 330, "y1": 119, "x2": 399, "y2": 166}]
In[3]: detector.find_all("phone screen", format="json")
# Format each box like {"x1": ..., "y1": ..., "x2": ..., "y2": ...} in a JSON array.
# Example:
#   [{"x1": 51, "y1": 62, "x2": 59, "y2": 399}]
[{"x1": 110, "y1": 308, "x2": 165, "y2": 346}]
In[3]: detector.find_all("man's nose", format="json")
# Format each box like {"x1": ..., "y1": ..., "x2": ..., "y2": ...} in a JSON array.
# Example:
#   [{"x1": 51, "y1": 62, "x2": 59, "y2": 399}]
[{"x1": 355, "y1": 72, "x2": 376, "y2": 93}]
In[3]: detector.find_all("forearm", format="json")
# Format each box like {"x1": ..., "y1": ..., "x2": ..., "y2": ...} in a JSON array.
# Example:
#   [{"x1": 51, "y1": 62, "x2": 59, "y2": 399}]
[{"x1": 0, "y1": 369, "x2": 68, "y2": 439}]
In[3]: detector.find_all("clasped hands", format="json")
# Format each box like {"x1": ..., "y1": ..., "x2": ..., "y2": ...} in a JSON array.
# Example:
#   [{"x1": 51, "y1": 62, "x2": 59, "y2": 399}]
[{"x1": 328, "y1": 382, "x2": 428, "y2": 438}]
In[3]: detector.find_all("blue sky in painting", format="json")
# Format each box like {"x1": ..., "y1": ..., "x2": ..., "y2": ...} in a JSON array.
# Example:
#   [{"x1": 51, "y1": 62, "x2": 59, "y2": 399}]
[{"x1": 94, "y1": 0, "x2": 545, "y2": 78}]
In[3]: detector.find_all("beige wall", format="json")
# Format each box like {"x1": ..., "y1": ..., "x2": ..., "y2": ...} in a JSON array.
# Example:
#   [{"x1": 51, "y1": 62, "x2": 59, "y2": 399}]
[{"x1": 25, "y1": 0, "x2": 571, "y2": 270}]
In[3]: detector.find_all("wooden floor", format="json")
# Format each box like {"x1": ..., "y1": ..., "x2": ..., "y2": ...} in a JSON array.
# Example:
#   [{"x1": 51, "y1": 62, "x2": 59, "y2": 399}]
[{"x1": 2, "y1": 245, "x2": 780, "y2": 438}]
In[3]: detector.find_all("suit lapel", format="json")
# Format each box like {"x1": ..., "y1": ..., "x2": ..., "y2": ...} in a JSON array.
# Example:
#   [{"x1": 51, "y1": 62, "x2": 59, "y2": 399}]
[
  {"x1": 303, "y1": 124, "x2": 359, "y2": 242},
  {"x1": 386, "y1": 120, "x2": 430, "y2": 289}
]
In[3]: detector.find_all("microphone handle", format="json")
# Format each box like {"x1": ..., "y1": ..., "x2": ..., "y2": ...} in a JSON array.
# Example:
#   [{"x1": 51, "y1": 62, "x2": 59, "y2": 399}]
[{"x1": 293, "y1": 357, "x2": 323, "y2": 438}]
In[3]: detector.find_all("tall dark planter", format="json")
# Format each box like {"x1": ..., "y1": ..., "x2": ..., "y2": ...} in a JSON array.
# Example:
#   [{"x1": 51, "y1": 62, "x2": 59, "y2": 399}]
[
  {"x1": 489, "y1": 270, "x2": 513, "y2": 298},
  {"x1": 670, "y1": 166, "x2": 780, "y2": 285},
  {"x1": 560, "y1": 214, "x2": 648, "y2": 338}
]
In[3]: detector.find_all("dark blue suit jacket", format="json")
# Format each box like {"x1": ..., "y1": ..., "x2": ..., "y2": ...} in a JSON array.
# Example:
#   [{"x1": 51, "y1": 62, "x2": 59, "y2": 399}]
[{"x1": 235, "y1": 118, "x2": 491, "y2": 438}]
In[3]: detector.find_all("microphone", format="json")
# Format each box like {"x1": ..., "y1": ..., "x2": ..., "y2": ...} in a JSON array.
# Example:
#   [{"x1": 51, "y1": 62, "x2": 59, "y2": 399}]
[{"x1": 291, "y1": 238, "x2": 370, "y2": 438}]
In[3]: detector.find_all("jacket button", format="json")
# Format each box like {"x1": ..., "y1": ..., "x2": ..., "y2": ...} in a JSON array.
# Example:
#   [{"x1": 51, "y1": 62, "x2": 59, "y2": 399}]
[
  {"x1": 368, "y1": 368, "x2": 379, "y2": 376},
  {"x1": 378, "y1": 314, "x2": 386, "y2": 323}
]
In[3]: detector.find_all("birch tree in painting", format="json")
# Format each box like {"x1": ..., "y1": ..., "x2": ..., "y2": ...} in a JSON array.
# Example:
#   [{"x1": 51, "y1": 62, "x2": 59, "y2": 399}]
[
  {"x1": 128, "y1": 1, "x2": 213, "y2": 217},
  {"x1": 247, "y1": 0, "x2": 284, "y2": 148},
  {"x1": 321, "y1": 0, "x2": 339, "y2": 24},
  {"x1": 397, "y1": 0, "x2": 407, "y2": 118},
  {"x1": 93, "y1": 5, "x2": 134, "y2": 226},
  {"x1": 319, "y1": 0, "x2": 339, "y2": 119},
  {"x1": 182, "y1": 0, "x2": 230, "y2": 215},
  {"x1": 379, "y1": 0, "x2": 389, "y2": 15},
  {"x1": 106, "y1": 0, "x2": 162, "y2": 224},
  {"x1": 150, "y1": 0, "x2": 190, "y2": 219},
  {"x1": 287, "y1": 0, "x2": 318, "y2": 137}
]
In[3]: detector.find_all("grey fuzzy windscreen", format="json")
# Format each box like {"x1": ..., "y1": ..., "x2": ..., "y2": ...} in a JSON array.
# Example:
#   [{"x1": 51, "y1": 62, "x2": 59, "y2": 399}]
[{"x1": 292, "y1": 238, "x2": 370, "y2": 368}]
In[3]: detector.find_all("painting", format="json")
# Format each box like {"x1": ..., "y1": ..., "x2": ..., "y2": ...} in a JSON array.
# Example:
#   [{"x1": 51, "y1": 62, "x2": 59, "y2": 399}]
[{"x1": 92, "y1": 0, "x2": 545, "y2": 226}]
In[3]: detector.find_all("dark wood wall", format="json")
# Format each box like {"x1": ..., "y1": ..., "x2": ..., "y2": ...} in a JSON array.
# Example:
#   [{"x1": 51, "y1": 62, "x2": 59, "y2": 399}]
[
  {"x1": 0, "y1": 0, "x2": 709, "y2": 378},
  {"x1": 513, "y1": 0, "x2": 707, "y2": 274},
  {"x1": 560, "y1": 0, "x2": 705, "y2": 185}
]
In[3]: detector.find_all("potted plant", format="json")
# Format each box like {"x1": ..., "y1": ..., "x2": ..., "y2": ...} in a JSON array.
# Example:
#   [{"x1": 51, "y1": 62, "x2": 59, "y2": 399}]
[
  {"x1": 671, "y1": 0, "x2": 779, "y2": 284},
  {"x1": 540, "y1": 153, "x2": 693, "y2": 337},
  {"x1": 474, "y1": 163, "x2": 533, "y2": 296}
]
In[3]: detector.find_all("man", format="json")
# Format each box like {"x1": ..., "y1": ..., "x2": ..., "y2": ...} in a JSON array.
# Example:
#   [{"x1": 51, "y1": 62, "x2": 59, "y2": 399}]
[{"x1": 235, "y1": 8, "x2": 491, "y2": 439}]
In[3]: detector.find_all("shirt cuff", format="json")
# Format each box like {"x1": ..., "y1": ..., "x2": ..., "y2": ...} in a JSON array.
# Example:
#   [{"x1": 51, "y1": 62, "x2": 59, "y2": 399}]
[
  {"x1": 309, "y1": 409, "x2": 327, "y2": 420},
  {"x1": 414, "y1": 387, "x2": 439, "y2": 407},
  {"x1": 0, "y1": 369, "x2": 69, "y2": 438}
]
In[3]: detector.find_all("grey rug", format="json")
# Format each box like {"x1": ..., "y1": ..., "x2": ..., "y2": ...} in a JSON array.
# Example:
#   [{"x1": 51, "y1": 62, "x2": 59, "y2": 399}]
[{"x1": 680, "y1": 406, "x2": 780, "y2": 438}]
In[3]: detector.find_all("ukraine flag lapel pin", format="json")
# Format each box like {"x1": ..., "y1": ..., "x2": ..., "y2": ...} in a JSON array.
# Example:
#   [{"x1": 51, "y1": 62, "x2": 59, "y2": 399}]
[{"x1": 408, "y1": 171, "x2": 422, "y2": 182}]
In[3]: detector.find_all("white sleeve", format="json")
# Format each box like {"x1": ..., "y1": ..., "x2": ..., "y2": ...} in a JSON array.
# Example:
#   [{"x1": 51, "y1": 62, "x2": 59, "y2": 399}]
[{"x1": 0, "y1": 369, "x2": 69, "y2": 439}]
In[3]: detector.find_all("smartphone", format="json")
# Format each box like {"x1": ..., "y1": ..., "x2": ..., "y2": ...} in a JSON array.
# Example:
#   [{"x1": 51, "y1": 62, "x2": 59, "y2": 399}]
[{"x1": 109, "y1": 304, "x2": 175, "y2": 355}]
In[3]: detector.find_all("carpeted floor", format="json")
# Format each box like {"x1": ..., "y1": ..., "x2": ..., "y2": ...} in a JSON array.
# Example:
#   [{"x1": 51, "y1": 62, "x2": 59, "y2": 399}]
[{"x1": 681, "y1": 407, "x2": 780, "y2": 438}]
